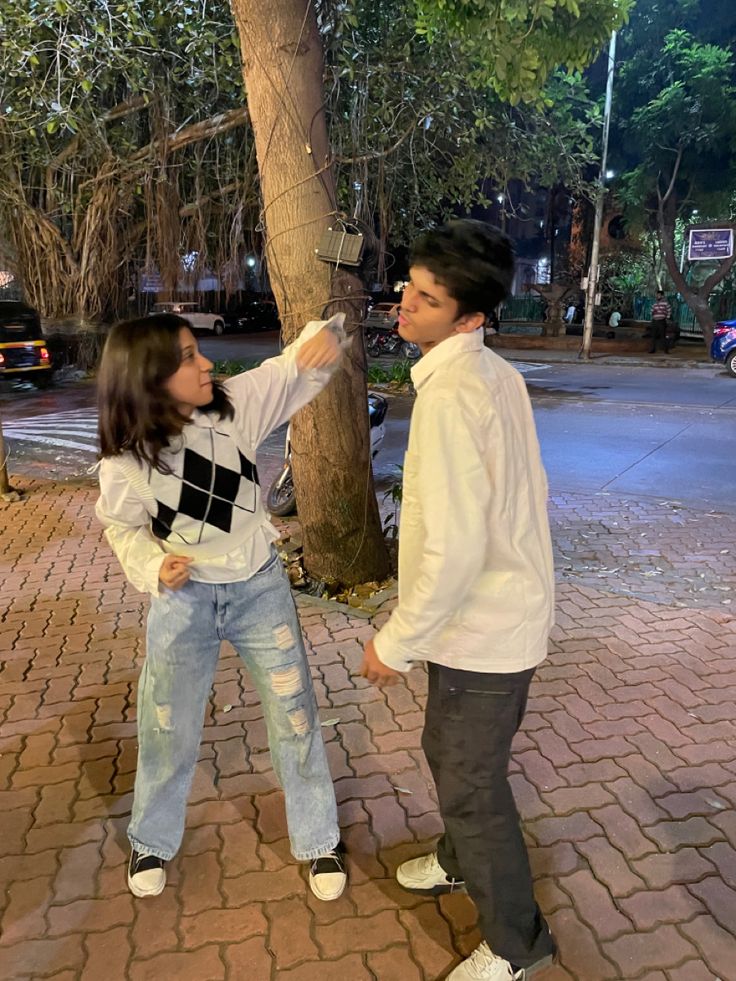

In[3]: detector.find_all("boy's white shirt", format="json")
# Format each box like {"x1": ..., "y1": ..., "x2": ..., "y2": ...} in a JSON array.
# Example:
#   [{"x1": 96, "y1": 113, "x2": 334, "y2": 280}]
[
  {"x1": 372, "y1": 330, "x2": 555, "y2": 674},
  {"x1": 96, "y1": 318, "x2": 345, "y2": 596}
]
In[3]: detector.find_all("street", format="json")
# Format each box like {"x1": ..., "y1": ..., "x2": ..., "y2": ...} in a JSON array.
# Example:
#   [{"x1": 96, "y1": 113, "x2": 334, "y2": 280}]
[
  {"x1": 2, "y1": 334, "x2": 736, "y2": 980},
  {"x1": 2, "y1": 333, "x2": 735, "y2": 512}
]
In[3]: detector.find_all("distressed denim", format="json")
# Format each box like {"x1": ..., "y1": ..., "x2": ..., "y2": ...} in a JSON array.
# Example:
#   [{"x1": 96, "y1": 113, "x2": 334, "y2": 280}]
[{"x1": 128, "y1": 550, "x2": 339, "y2": 862}]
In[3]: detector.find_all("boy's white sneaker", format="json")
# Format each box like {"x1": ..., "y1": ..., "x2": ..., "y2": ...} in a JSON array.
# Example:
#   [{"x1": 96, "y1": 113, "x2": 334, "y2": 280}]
[
  {"x1": 448, "y1": 942, "x2": 556, "y2": 981},
  {"x1": 396, "y1": 851, "x2": 465, "y2": 894}
]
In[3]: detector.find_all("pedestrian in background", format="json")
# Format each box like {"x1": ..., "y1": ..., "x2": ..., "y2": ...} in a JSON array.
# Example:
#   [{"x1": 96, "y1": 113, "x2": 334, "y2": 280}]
[
  {"x1": 650, "y1": 290, "x2": 672, "y2": 353},
  {"x1": 360, "y1": 219, "x2": 557, "y2": 981},
  {"x1": 96, "y1": 312, "x2": 348, "y2": 902}
]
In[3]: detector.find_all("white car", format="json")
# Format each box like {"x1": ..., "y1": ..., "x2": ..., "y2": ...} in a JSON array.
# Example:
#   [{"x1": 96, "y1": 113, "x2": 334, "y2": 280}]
[{"x1": 151, "y1": 302, "x2": 225, "y2": 335}]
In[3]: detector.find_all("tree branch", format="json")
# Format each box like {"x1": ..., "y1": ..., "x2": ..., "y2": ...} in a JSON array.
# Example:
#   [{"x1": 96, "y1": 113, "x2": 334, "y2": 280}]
[
  {"x1": 128, "y1": 105, "x2": 250, "y2": 164},
  {"x1": 335, "y1": 117, "x2": 418, "y2": 165}
]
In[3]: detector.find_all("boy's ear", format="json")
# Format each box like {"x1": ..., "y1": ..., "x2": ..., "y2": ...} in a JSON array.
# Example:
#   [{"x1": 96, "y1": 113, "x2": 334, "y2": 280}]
[{"x1": 455, "y1": 311, "x2": 485, "y2": 334}]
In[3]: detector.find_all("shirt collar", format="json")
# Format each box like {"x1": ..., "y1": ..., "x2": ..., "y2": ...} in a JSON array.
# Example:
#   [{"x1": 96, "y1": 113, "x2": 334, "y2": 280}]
[
  {"x1": 190, "y1": 409, "x2": 215, "y2": 429},
  {"x1": 410, "y1": 329, "x2": 484, "y2": 390}
]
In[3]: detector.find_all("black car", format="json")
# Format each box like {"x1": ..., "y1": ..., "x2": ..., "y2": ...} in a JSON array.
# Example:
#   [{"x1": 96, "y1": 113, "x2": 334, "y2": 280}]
[
  {"x1": 0, "y1": 301, "x2": 53, "y2": 385},
  {"x1": 225, "y1": 298, "x2": 280, "y2": 332}
]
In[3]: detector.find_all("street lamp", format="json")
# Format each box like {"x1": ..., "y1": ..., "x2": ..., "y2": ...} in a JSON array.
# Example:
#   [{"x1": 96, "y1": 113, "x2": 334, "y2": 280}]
[{"x1": 581, "y1": 32, "x2": 617, "y2": 360}]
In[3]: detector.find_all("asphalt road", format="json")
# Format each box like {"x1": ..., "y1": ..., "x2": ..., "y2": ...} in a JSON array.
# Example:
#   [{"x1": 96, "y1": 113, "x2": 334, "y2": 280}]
[{"x1": 2, "y1": 331, "x2": 735, "y2": 510}]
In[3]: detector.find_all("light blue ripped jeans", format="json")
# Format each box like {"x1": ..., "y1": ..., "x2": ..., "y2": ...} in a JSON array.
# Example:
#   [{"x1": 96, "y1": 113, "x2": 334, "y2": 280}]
[{"x1": 128, "y1": 550, "x2": 339, "y2": 862}]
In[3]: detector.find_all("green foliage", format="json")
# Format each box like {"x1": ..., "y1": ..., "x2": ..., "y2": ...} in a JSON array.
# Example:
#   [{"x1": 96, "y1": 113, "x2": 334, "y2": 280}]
[
  {"x1": 320, "y1": 0, "x2": 606, "y2": 263},
  {"x1": 211, "y1": 358, "x2": 261, "y2": 376},
  {"x1": 412, "y1": 0, "x2": 632, "y2": 104},
  {"x1": 607, "y1": 1, "x2": 736, "y2": 338},
  {"x1": 0, "y1": 0, "x2": 243, "y2": 143},
  {"x1": 0, "y1": 0, "x2": 626, "y2": 320},
  {"x1": 366, "y1": 364, "x2": 391, "y2": 384},
  {"x1": 0, "y1": 0, "x2": 256, "y2": 320},
  {"x1": 612, "y1": 5, "x2": 736, "y2": 222},
  {"x1": 365, "y1": 360, "x2": 413, "y2": 386},
  {"x1": 389, "y1": 359, "x2": 414, "y2": 386},
  {"x1": 381, "y1": 465, "x2": 404, "y2": 540}
]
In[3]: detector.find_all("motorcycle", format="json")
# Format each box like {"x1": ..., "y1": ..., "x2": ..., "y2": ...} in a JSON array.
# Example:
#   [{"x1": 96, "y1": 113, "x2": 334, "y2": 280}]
[
  {"x1": 365, "y1": 325, "x2": 420, "y2": 360},
  {"x1": 265, "y1": 393, "x2": 389, "y2": 516}
]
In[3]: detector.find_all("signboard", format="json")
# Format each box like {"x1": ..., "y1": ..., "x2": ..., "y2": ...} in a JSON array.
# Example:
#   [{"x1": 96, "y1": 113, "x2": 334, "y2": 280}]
[{"x1": 688, "y1": 228, "x2": 733, "y2": 261}]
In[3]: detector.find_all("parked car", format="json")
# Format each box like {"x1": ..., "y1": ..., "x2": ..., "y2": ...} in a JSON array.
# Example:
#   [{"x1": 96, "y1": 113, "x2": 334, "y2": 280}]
[
  {"x1": 364, "y1": 302, "x2": 398, "y2": 332},
  {"x1": 151, "y1": 302, "x2": 225, "y2": 335},
  {"x1": 225, "y1": 298, "x2": 280, "y2": 332},
  {"x1": 711, "y1": 318, "x2": 736, "y2": 376},
  {"x1": 0, "y1": 300, "x2": 53, "y2": 386}
]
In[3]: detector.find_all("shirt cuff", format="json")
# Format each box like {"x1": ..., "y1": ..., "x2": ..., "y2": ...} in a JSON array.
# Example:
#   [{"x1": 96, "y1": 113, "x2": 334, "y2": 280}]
[{"x1": 372, "y1": 628, "x2": 415, "y2": 673}]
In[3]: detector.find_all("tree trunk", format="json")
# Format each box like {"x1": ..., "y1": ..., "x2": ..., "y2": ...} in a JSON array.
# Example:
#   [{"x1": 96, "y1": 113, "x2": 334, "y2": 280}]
[
  {"x1": 0, "y1": 410, "x2": 22, "y2": 501},
  {"x1": 656, "y1": 164, "x2": 736, "y2": 351},
  {"x1": 0, "y1": 412, "x2": 9, "y2": 496},
  {"x1": 230, "y1": 0, "x2": 389, "y2": 584}
]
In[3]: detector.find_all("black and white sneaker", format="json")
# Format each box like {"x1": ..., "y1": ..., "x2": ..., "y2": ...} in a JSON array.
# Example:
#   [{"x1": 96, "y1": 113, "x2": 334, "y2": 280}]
[
  {"x1": 308, "y1": 843, "x2": 347, "y2": 901},
  {"x1": 128, "y1": 850, "x2": 166, "y2": 897}
]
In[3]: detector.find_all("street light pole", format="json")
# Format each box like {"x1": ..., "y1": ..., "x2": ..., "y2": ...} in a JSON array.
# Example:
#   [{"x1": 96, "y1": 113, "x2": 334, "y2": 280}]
[{"x1": 581, "y1": 30, "x2": 617, "y2": 360}]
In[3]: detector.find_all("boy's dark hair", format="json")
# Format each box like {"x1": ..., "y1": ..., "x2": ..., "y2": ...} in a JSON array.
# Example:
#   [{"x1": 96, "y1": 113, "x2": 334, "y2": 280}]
[
  {"x1": 409, "y1": 219, "x2": 515, "y2": 317},
  {"x1": 97, "y1": 313, "x2": 233, "y2": 472}
]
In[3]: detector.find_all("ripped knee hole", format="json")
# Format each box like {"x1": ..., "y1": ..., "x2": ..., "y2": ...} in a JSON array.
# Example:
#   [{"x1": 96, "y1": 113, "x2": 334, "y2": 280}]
[
  {"x1": 273, "y1": 623, "x2": 294, "y2": 650},
  {"x1": 153, "y1": 704, "x2": 174, "y2": 733},
  {"x1": 270, "y1": 663, "x2": 303, "y2": 698},
  {"x1": 287, "y1": 707, "x2": 311, "y2": 736}
]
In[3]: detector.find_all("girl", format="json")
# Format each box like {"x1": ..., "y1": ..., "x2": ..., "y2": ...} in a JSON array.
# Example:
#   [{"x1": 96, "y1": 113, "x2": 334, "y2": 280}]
[{"x1": 96, "y1": 312, "x2": 347, "y2": 901}]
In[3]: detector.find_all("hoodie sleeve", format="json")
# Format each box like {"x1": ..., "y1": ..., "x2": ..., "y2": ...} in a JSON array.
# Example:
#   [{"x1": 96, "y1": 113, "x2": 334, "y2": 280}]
[
  {"x1": 95, "y1": 458, "x2": 166, "y2": 596},
  {"x1": 224, "y1": 314, "x2": 348, "y2": 447}
]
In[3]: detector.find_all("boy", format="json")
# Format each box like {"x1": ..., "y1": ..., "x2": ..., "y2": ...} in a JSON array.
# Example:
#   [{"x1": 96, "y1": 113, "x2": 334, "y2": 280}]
[{"x1": 361, "y1": 220, "x2": 556, "y2": 980}]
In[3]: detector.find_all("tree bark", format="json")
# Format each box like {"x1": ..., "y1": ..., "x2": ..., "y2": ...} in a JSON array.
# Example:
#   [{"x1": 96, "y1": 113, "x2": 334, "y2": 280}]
[
  {"x1": 656, "y1": 154, "x2": 736, "y2": 350},
  {"x1": 0, "y1": 410, "x2": 22, "y2": 500},
  {"x1": 230, "y1": 0, "x2": 389, "y2": 584},
  {"x1": 0, "y1": 412, "x2": 9, "y2": 495}
]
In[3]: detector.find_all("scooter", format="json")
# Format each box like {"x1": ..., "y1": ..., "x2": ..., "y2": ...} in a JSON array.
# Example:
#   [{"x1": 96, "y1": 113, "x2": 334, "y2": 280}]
[
  {"x1": 365, "y1": 325, "x2": 420, "y2": 360},
  {"x1": 265, "y1": 393, "x2": 388, "y2": 516}
]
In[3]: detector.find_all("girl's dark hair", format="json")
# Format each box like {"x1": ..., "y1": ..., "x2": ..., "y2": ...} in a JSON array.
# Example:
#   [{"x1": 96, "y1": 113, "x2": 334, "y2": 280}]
[
  {"x1": 97, "y1": 314, "x2": 233, "y2": 471},
  {"x1": 410, "y1": 219, "x2": 515, "y2": 317}
]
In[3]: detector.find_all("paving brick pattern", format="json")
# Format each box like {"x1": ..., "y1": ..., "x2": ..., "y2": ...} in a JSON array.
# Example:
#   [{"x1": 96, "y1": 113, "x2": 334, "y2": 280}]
[{"x1": 1, "y1": 477, "x2": 735, "y2": 980}]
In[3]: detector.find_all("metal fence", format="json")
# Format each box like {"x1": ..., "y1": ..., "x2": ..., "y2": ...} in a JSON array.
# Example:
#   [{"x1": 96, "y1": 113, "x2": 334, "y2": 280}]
[
  {"x1": 500, "y1": 296, "x2": 545, "y2": 322},
  {"x1": 634, "y1": 294, "x2": 736, "y2": 338}
]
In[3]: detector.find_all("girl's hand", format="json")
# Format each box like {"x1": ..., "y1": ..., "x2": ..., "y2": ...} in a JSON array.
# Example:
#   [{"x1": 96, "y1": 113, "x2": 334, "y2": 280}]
[
  {"x1": 296, "y1": 328, "x2": 342, "y2": 371},
  {"x1": 159, "y1": 554, "x2": 193, "y2": 590}
]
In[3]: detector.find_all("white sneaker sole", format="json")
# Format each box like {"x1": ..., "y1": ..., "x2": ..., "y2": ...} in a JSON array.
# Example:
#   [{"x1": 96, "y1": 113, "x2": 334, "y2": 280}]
[
  {"x1": 128, "y1": 871, "x2": 166, "y2": 898},
  {"x1": 309, "y1": 873, "x2": 347, "y2": 901}
]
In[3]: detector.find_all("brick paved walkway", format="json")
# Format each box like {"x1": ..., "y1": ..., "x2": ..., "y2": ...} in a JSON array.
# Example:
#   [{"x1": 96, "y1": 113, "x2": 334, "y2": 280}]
[{"x1": 1, "y1": 477, "x2": 735, "y2": 980}]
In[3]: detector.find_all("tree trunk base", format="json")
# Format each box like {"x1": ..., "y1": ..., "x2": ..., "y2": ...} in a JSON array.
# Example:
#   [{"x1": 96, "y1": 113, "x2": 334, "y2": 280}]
[{"x1": 1, "y1": 488, "x2": 25, "y2": 502}]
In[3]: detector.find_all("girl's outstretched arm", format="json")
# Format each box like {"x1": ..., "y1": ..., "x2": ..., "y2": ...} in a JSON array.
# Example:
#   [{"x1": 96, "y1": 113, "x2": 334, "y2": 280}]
[{"x1": 225, "y1": 313, "x2": 347, "y2": 447}]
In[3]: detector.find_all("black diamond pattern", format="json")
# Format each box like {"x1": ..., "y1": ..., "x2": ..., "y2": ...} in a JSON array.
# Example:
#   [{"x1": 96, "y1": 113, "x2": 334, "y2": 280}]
[
  {"x1": 239, "y1": 450, "x2": 259, "y2": 485},
  {"x1": 152, "y1": 501, "x2": 177, "y2": 540},
  {"x1": 213, "y1": 463, "x2": 241, "y2": 501},
  {"x1": 182, "y1": 448, "x2": 214, "y2": 491},
  {"x1": 179, "y1": 481, "x2": 211, "y2": 522},
  {"x1": 152, "y1": 443, "x2": 260, "y2": 545}
]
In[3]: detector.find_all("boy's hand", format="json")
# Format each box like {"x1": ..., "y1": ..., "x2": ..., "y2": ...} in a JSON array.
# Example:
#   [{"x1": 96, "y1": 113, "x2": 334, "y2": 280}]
[
  {"x1": 360, "y1": 638, "x2": 403, "y2": 687},
  {"x1": 159, "y1": 554, "x2": 193, "y2": 590},
  {"x1": 296, "y1": 328, "x2": 342, "y2": 371}
]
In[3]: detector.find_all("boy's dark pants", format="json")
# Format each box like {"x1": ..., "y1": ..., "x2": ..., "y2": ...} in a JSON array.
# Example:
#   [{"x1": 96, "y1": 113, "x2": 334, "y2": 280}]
[{"x1": 422, "y1": 662, "x2": 554, "y2": 969}]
